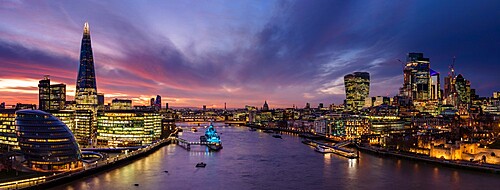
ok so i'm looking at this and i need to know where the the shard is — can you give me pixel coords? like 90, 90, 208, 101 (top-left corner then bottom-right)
75, 22, 98, 105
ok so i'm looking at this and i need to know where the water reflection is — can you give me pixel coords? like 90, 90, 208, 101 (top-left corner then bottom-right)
51, 124, 500, 190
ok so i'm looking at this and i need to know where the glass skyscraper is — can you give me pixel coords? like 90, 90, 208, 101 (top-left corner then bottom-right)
75, 22, 98, 106
344, 72, 370, 111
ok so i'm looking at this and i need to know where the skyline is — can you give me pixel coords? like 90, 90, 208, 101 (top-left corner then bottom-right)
1, 1, 499, 108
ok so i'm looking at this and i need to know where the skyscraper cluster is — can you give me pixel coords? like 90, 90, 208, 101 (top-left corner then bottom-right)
400, 53, 440, 101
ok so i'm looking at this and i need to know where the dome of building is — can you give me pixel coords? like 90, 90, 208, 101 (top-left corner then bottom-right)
15, 110, 82, 172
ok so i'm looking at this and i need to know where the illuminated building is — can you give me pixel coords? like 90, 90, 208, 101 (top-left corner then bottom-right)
161, 118, 176, 138
75, 22, 98, 106
97, 110, 162, 147
111, 98, 132, 110
0, 109, 18, 151
430, 69, 441, 100
344, 72, 370, 111
49, 110, 76, 134
74, 110, 94, 145
368, 116, 404, 135
73, 22, 99, 146
494, 92, 500, 99
401, 53, 432, 100
38, 75, 66, 111
399, 53, 442, 115
15, 110, 82, 172
364, 96, 390, 108
455, 74, 471, 105
455, 74, 471, 116
343, 117, 370, 140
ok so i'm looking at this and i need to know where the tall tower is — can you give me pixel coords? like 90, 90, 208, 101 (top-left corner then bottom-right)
74, 22, 98, 146
344, 72, 370, 111
75, 22, 98, 105
401, 53, 431, 101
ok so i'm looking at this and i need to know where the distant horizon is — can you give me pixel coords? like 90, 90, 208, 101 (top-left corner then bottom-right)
1, 1, 499, 107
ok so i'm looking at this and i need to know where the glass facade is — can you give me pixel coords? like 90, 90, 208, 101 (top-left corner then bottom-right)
15, 110, 82, 172
0, 109, 18, 151
402, 53, 431, 101
97, 110, 161, 147
344, 72, 370, 111
75, 22, 98, 105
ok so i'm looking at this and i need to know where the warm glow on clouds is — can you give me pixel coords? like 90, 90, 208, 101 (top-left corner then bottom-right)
0, 78, 40, 94
0, 1, 499, 108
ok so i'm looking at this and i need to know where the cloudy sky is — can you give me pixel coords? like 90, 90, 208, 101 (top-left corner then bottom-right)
0, 0, 499, 108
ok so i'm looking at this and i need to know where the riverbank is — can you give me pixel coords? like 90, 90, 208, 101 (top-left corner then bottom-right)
357, 145, 500, 174
246, 124, 500, 174
0, 138, 172, 190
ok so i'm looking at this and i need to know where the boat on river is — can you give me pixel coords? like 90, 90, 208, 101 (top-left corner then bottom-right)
263, 129, 274, 133
314, 145, 335, 153
204, 124, 223, 151
196, 162, 206, 168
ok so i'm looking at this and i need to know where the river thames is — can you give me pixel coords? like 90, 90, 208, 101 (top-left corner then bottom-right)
51, 123, 500, 190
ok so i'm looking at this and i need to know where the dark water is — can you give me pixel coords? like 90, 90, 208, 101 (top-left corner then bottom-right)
52, 123, 500, 190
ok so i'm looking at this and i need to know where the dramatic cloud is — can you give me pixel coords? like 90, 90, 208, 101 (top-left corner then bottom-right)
0, 0, 499, 108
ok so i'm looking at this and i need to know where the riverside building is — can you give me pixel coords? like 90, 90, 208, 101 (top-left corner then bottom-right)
96, 110, 162, 147
15, 110, 82, 172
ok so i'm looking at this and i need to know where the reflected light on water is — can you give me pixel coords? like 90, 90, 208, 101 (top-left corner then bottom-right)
323, 153, 331, 165
432, 167, 440, 183
348, 158, 358, 169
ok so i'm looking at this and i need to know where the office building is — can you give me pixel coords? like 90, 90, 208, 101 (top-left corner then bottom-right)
73, 22, 99, 146
455, 74, 471, 105
401, 53, 431, 101
15, 110, 82, 172
96, 110, 162, 147
111, 99, 133, 110
0, 109, 18, 152
344, 72, 370, 111
38, 75, 66, 111
75, 22, 98, 106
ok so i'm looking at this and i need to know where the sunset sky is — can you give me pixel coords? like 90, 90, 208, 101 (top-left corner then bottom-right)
0, 0, 499, 108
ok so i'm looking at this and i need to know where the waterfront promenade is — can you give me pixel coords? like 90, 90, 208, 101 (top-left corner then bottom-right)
357, 145, 500, 174
0, 138, 172, 190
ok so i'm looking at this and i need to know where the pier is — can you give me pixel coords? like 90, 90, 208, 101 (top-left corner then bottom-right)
304, 140, 358, 159
173, 137, 222, 151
